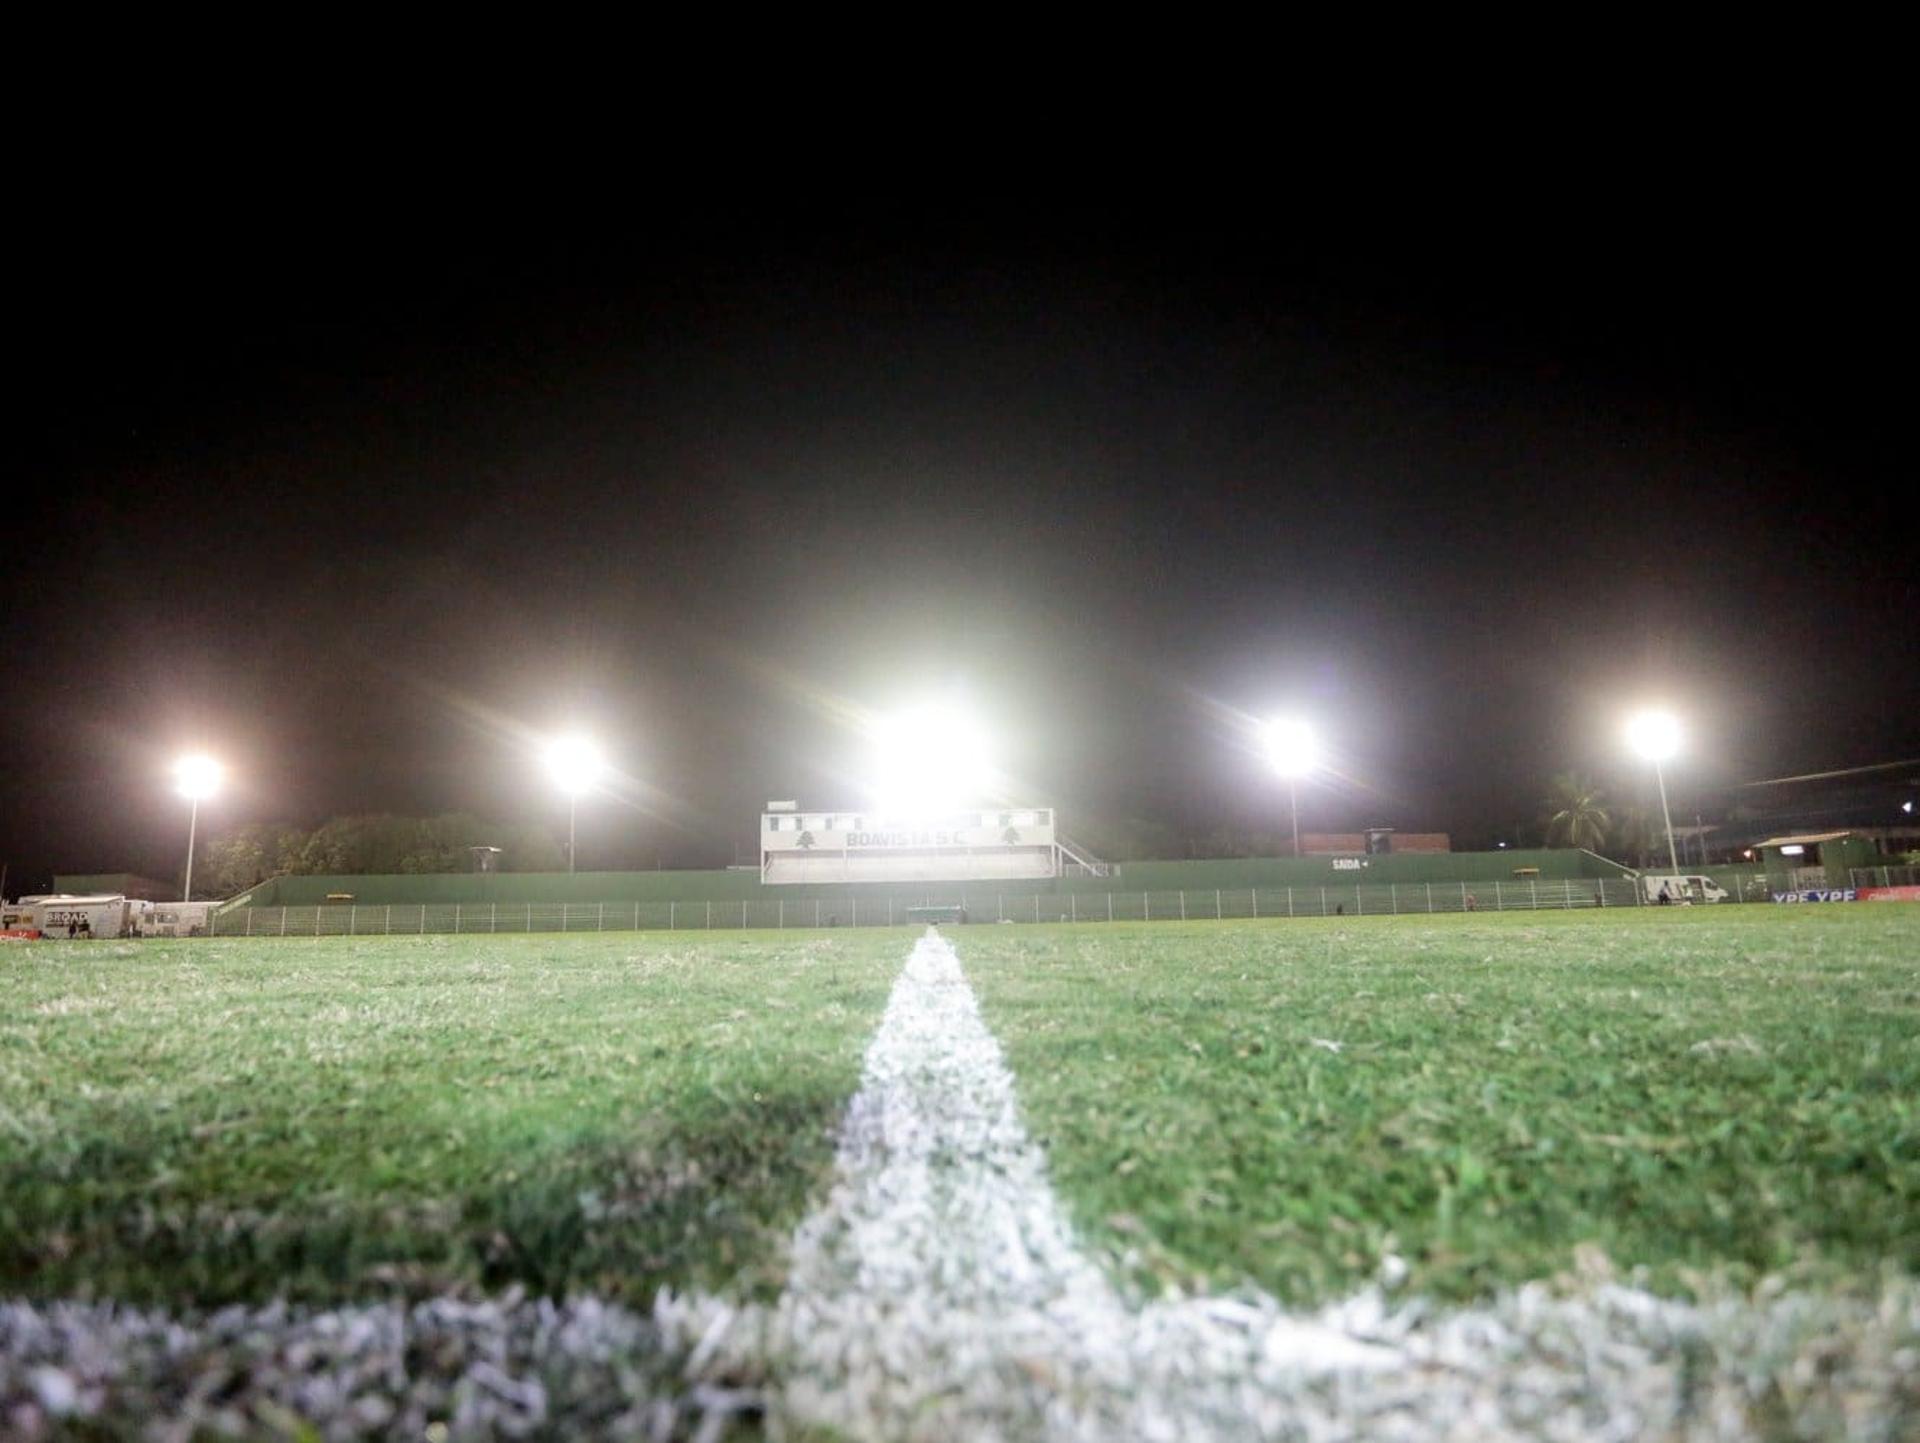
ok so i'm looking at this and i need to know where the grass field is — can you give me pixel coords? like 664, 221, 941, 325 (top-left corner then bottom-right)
3, 908, 1914, 1317
963, 907, 1920, 1305
3, 908, 1917, 1438
0, 930, 900, 1306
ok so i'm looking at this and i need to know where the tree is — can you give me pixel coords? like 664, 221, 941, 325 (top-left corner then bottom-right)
197, 813, 569, 889
1543, 773, 1609, 850
196, 823, 298, 896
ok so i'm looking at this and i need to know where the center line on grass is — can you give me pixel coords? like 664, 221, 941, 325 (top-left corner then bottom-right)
766, 928, 1390, 1441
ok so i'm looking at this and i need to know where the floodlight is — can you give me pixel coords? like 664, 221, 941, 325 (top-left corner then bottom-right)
173, 753, 223, 800
1625, 709, 1681, 763
1625, 708, 1683, 878
542, 733, 608, 874
1260, 717, 1321, 857
543, 734, 605, 796
1262, 718, 1320, 778
870, 699, 994, 817
171, 753, 223, 902
1905, 800, 1915, 815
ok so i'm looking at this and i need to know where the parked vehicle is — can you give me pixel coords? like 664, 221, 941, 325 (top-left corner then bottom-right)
127, 900, 215, 937
10, 894, 133, 937
1639, 874, 1730, 904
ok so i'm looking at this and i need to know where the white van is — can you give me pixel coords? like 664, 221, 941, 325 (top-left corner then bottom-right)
1640, 874, 1729, 904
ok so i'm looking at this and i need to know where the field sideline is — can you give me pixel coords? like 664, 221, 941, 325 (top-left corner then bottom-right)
2, 907, 1916, 1438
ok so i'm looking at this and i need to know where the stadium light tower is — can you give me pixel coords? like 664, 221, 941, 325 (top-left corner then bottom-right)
1263, 718, 1320, 858
543, 734, 605, 874
172, 754, 223, 902
1626, 709, 1683, 881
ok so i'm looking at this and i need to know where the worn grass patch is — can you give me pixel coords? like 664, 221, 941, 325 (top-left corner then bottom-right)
0, 929, 904, 1308
960, 906, 1920, 1306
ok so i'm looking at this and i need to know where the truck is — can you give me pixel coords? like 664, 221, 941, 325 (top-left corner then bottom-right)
126, 900, 215, 937
0, 895, 219, 938
9, 893, 135, 937
1639, 874, 1730, 904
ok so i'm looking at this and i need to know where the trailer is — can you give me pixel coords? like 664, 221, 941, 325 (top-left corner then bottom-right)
127, 900, 215, 937
11, 894, 134, 938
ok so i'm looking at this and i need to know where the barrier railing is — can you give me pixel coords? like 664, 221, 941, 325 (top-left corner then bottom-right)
1851, 865, 1920, 889
213, 877, 1667, 937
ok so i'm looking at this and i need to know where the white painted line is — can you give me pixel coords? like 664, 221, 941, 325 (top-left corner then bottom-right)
767, 928, 1392, 1440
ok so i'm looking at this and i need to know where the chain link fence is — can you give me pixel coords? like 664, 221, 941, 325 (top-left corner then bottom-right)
211, 877, 1685, 938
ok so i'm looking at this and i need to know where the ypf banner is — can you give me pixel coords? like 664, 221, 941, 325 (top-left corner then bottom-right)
1771, 889, 1857, 903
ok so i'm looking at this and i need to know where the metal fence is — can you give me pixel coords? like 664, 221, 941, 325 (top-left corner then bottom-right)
213, 877, 1676, 938
1852, 865, 1920, 889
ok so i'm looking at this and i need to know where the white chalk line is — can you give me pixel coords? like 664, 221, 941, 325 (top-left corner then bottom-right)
758, 929, 1394, 1441
736, 928, 1919, 1443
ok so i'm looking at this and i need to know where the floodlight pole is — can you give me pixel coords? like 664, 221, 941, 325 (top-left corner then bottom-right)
1289, 778, 1301, 858
183, 795, 200, 903
1654, 759, 1680, 879
568, 796, 578, 875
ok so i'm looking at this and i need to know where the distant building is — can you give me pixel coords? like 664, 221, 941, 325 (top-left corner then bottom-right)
1299, 828, 1450, 856
1715, 763, 1920, 862
760, 805, 1112, 884
1753, 831, 1883, 892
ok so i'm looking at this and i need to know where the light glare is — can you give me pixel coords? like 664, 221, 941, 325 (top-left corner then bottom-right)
1625, 709, 1681, 762
544, 734, 605, 795
173, 754, 223, 801
870, 699, 994, 816
1263, 718, 1319, 778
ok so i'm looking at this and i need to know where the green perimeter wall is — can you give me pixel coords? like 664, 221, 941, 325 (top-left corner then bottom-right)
228, 848, 1632, 909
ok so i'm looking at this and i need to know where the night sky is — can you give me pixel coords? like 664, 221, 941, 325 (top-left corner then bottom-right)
9, 200, 1913, 887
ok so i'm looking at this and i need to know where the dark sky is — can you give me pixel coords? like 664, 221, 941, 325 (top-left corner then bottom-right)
8, 198, 1914, 885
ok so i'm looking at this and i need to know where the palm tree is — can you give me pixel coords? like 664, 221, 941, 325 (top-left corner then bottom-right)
1543, 773, 1609, 850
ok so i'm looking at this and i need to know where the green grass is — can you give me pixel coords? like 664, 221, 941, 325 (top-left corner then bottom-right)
960, 907, 1920, 1305
0, 929, 903, 1307
9, 909, 1919, 1320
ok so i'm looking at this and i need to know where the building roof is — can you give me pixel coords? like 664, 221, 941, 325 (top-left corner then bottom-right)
1753, 831, 1857, 849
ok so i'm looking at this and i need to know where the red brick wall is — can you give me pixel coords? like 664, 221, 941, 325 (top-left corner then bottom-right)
1301, 833, 1367, 854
